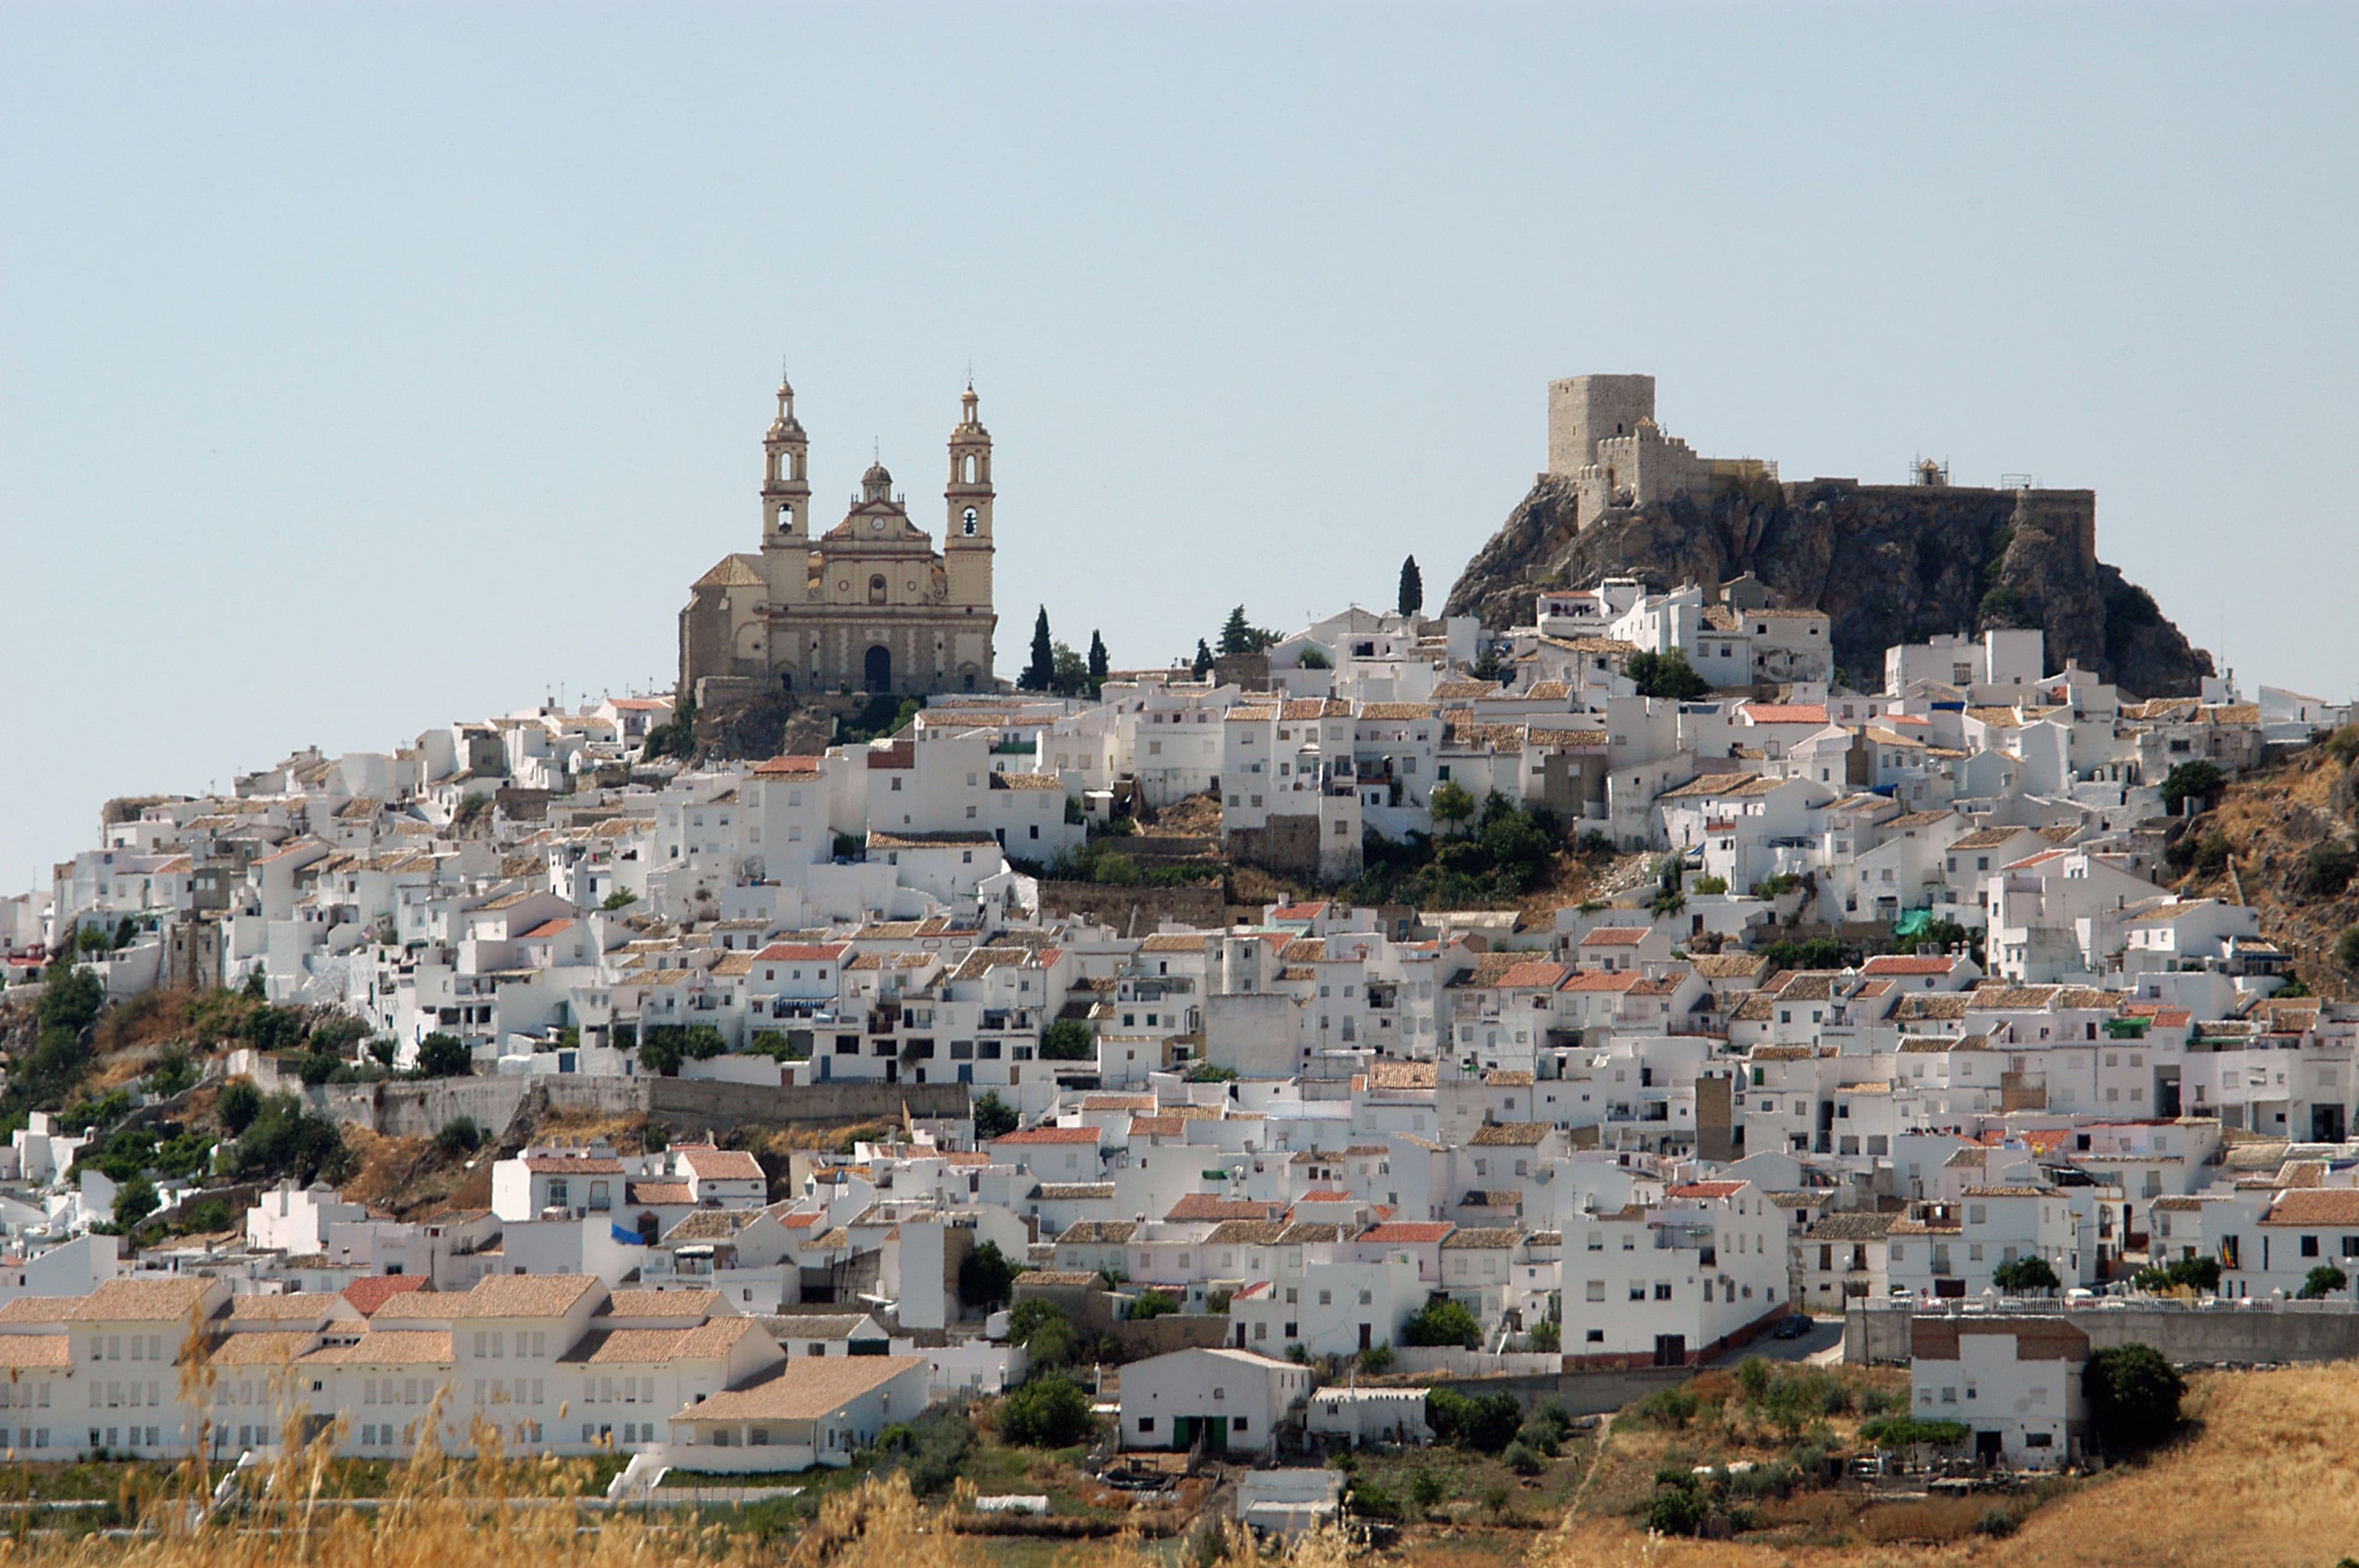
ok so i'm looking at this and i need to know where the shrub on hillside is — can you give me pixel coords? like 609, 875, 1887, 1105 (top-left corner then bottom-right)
2084, 1343, 2185, 1455
998, 1375, 1091, 1448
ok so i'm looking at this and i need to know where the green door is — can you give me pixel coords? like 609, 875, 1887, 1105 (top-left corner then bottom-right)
1205, 1417, 1229, 1453
1170, 1416, 1196, 1451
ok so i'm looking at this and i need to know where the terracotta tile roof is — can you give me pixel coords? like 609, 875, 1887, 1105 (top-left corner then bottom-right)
678, 1146, 765, 1182
1579, 926, 1653, 948
1367, 1060, 1437, 1090
227, 1293, 350, 1322
0, 1324, 69, 1369
1440, 1227, 1522, 1249
2261, 1190, 2359, 1227
1742, 703, 1831, 725
1164, 1195, 1281, 1223
343, 1276, 430, 1317
561, 1319, 757, 1365
374, 1274, 603, 1322
675, 1355, 926, 1422
1861, 955, 1962, 977
1203, 1219, 1288, 1246
993, 1126, 1102, 1146
1055, 1220, 1137, 1245
1807, 1212, 1895, 1239
525, 1156, 624, 1174
628, 1180, 695, 1204
1356, 1222, 1454, 1244
299, 1330, 456, 1366
1469, 1122, 1549, 1147
69, 1279, 217, 1323
603, 1289, 721, 1319
753, 942, 849, 962
1665, 1181, 1747, 1199
208, 1330, 319, 1366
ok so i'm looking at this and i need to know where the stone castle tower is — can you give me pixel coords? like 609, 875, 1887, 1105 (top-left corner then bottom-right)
679, 376, 1000, 701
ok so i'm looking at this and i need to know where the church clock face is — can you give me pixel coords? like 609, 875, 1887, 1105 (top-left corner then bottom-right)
870, 516, 886, 531
962, 507, 979, 536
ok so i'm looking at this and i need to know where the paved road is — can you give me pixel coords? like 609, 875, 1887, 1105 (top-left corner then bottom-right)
1710, 1316, 1844, 1366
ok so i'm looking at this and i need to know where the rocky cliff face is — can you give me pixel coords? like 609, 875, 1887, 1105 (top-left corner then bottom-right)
1444, 478, 2212, 698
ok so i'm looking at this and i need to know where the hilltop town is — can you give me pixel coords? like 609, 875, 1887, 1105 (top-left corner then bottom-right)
2, 372, 2357, 1548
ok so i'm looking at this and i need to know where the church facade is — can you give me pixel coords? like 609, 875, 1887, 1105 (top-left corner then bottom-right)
679, 378, 999, 700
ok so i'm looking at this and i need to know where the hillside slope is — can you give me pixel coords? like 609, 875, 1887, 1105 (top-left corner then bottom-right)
1446, 476, 2212, 698
2167, 736, 2359, 994
1533, 1363, 2359, 1568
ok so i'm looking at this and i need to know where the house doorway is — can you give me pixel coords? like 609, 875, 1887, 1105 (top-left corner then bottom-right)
864, 644, 892, 692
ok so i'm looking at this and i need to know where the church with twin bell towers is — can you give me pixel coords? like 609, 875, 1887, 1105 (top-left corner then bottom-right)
679, 375, 999, 701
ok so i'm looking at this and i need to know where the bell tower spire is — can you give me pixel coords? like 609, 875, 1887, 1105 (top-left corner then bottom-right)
944, 380, 998, 686
761, 369, 812, 548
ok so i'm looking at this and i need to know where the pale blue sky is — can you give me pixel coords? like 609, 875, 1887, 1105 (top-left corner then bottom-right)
4, 3, 2355, 889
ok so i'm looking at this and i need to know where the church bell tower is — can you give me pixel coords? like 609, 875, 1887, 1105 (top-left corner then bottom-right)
761, 373, 812, 548
944, 383, 993, 609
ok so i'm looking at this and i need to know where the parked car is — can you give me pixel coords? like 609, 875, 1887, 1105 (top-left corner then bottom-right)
1772, 1313, 1814, 1340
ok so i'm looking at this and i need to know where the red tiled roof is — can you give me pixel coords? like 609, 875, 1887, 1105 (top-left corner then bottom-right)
1579, 927, 1653, 947
1742, 703, 1831, 725
753, 943, 849, 962
1861, 955, 1958, 976
343, 1276, 430, 1317
992, 1127, 1103, 1145
751, 755, 825, 775
517, 918, 574, 940
1357, 1222, 1453, 1244
1665, 1181, 1746, 1199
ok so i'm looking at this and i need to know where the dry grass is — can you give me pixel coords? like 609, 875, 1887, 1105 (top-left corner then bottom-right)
27, 1366, 2357, 1568
1522, 1364, 2359, 1568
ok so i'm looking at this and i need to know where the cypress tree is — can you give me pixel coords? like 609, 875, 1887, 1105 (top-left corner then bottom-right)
1087, 630, 1109, 692
1398, 555, 1423, 617
1192, 639, 1215, 679
1022, 607, 1055, 690
1218, 606, 1254, 657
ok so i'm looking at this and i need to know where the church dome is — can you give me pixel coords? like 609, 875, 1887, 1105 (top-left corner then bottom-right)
860, 459, 894, 505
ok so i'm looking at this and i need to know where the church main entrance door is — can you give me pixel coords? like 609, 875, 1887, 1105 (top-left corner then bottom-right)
864, 644, 892, 692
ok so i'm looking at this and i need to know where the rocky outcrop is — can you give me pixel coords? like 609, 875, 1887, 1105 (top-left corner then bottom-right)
1444, 478, 2212, 698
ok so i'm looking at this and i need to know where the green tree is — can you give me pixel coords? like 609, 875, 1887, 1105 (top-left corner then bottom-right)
147, 1046, 195, 1099
2159, 760, 2224, 813
601, 889, 638, 911
1128, 1289, 1180, 1320
1007, 1299, 1077, 1368
1409, 1469, 1445, 1513
435, 1117, 483, 1158
958, 1239, 1019, 1310
413, 1032, 473, 1078
998, 1374, 1092, 1448
224, 1093, 351, 1185
1191, 639, 1215, 679
2299, 1264, 2349, 1299
39, 964, 105, 1037
1398, 556, 1423, 617
2132, 1255, 2221, 1294
1624, 648, 1713, 700
1429, 780, 1477, 836
2339, 927, 2359, 973
1087, 630, 1109, 693
1038, 1019, 1095, 1061
1401, 1297, 1482, 1348
112, 916, 139, 950
216, 1078, 263, 1136
1218, 606, 1257, 657
241, 968, 267, 1001
1526, 1317, 1560, 1352
1022, 607, 1057, 691
112, 1176, 160, 1231
2084, 1343, 2185, 1455
638, 1026, 686, 1076
970, 1089, 1018, 1140
1425, 1387, 1521, 1452
2297, 842, 2358, 898
1991, 1255, 2060, 1293
1050, 641, 1090, 696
